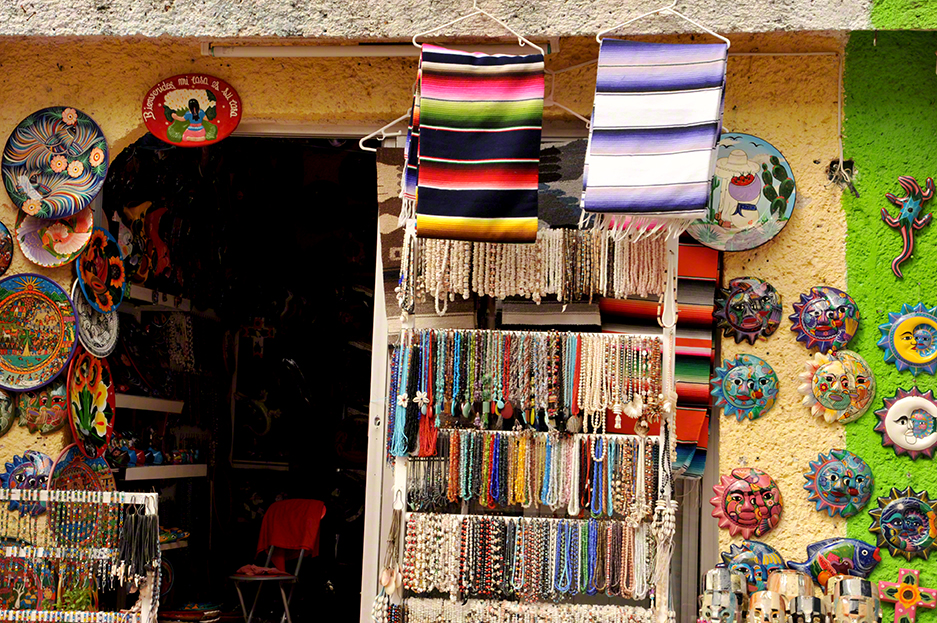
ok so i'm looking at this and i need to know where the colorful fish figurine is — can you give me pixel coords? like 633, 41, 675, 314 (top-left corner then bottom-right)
720, 539, 786, 593
787, 538, 881, 591
882, 175, 934, 278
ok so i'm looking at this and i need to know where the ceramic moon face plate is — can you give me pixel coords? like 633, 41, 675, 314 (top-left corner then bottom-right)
875, 388, 937, 460
2, 107, 108, 219
790, 286, 859, 353
710, 467, 783, 539
869, 487, 937, 561
0, 274, 77, 392
711, 354, 779, 421
687, 133, 797, 252
77, 227, 126, 314
878, 303, 937, 376
803, 449, 873, 518
71, 280, 118, 358
714, 277, 782, 344
798, 350, 875, 424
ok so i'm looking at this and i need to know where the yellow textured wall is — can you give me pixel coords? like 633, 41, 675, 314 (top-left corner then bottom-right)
0, 33, 846, 557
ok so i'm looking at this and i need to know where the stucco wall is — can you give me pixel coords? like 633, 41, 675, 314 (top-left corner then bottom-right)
843, 31, 937, 621
0, 1, 873, 38
716, 44, 849, 561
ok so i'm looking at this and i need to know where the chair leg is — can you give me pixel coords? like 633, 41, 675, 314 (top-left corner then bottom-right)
247, 580, 265, 623
234, 583, 249, 623
279, 584, 293, 623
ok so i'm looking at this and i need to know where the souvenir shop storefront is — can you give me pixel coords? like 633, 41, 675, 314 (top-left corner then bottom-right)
3, 5, 937, 623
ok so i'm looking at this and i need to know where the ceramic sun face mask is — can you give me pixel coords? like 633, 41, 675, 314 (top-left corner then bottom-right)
878, 303, 937, 376
17, 377, 68, 435
714, 277, 782, 345
711, 467, 783, 539
869, 487, 937, 561
803, 449, 873, 518
875, 388, 937, 460
798, 351, 875, 424
711, 355, 779, 422
790, 286, 859, 353
0, 450, 53, 516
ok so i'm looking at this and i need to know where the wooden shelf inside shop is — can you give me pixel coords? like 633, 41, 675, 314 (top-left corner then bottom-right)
115, 394, 185, 414
160, 540, 188, 552
120, 464, 208, 481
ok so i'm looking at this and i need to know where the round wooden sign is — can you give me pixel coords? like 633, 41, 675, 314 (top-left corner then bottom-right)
142, 74, 242, 147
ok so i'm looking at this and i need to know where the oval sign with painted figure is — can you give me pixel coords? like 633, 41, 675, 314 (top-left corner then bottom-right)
142, 74, 242, 147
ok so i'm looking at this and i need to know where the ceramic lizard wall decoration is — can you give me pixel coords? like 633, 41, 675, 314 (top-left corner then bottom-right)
882, 175, 934, 278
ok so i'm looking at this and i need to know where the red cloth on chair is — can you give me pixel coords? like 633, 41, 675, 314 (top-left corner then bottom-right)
255, 499, 325, 572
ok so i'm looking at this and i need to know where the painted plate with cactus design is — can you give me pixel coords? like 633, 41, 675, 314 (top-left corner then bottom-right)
67, 348, 115, 459
2, 107, 108, 220
687, 133, 797, 252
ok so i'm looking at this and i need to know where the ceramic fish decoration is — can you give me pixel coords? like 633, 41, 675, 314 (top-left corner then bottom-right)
721, 539, 787, 593
787, 538, 881, 591
882, 176, 934, 278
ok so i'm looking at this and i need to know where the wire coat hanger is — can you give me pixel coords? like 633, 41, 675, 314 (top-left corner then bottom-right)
543, 69, 591, 128
359, 111, 411, 153
412, 0, 545, 55
595, 0, 730, 47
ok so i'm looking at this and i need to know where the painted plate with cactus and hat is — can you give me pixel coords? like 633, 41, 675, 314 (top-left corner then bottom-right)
687, 133, 797, 252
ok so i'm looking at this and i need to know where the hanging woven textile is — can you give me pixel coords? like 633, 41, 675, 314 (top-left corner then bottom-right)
582, 39, 728, 236
402, 44, 544, 244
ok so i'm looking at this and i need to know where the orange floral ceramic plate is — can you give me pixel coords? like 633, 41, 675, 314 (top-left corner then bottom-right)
16, 205, 93, 268
67, 348, 115, 459
77, 227, 125, 314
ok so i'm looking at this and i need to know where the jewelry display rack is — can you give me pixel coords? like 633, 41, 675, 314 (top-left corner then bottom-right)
0, 490, 160, 623
387, 235, 681, 623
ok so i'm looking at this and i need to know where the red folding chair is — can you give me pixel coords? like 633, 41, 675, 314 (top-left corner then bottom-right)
230, 499, 326, 623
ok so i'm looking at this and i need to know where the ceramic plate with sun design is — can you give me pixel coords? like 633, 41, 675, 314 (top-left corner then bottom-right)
77, 227, 125, 314
790, 286, 859, 353
875, 388, 937, 460
803, 449, 873, 518
878, 303, 937, 376
869, 487, 937, 561
714, 277, 782, 345
710, 467, 783, 539
711, 354, 779, 422
798, 350, 875, 424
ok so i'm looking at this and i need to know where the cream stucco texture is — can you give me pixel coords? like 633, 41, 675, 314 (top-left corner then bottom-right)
717, 44, 850, 561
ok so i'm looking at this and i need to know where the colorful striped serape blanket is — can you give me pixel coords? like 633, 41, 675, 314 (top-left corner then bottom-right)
582, 39, 728, 235
404, 44, 544, 243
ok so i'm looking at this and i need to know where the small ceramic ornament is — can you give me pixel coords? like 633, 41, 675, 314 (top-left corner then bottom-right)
2, 107, 109, 219
878, 568, 936, 623
799, 351, 876, 424
0, 450, 53, 515
722, 540, 787, 594
869, 487, 937, 561
875, 388, 937, 460
711, 355, 779, 422
789, 596, 826, 623
878, 303, 937, 376
17, 377, 68, 435
790, 286, 860, 353
714, 277, 782, 344
748, 590, 787, 623
787, 539, 881, 590
803, 449, 874, 518
882, 176, 934, 279
711, 467, 783, 539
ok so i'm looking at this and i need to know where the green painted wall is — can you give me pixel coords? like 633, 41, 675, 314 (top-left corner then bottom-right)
844, 30, 937, 613
872, 1, 937, 29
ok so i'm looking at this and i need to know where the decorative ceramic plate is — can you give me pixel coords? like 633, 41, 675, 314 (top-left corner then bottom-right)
869, 487, 937, 561
2, 107, 108, 219
798, 350, 875, 424
67, 348, 115, 459
0, 274, 77, 392
803, 449, 873, 518
790, 286, 859, 353
878, 303, 937, 376
17, 376, 67, 434
687, 133, 797, 251
875, 388, 937, 460
71, 280, 118, 358
142, 74, 242, 147
49, 443, 116, 547
0, 558, 42, 610
0, 450, 53, 515
710, 354, 779, 421
0, 388, 13, 438
714, 277, 782, 344
0, 221, 12, 277
15, 205, 93, 268
77, 227, 125, 314
710, 467, 783, 539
